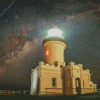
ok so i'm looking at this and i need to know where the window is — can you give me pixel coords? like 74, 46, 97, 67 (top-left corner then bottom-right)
55, 62, 58, 67
60, 65, 63, 68
46, 49, 49, 56
52, 78, 56, 86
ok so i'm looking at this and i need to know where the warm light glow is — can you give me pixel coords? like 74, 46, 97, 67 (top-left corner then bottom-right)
47, 50, 49, 55
47, 28, 64, 38
46, 49, 49, 56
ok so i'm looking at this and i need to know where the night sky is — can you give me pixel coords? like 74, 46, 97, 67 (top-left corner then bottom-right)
0, 0, 100, 90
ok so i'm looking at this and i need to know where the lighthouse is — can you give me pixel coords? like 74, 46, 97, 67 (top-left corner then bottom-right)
30, 26, 97, 96
43, 26, 66, 66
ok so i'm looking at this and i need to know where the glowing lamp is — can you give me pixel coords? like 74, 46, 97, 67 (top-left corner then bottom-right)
47, 28, 64, 38
46, 49, 49, 56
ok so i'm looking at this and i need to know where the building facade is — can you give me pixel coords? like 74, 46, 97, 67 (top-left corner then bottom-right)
30, 27, 97, 96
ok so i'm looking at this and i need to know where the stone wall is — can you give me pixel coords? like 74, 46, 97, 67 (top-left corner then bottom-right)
38, 61, 63, 95
64, 62, 97, 95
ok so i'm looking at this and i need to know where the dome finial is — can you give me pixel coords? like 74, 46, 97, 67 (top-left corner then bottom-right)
47, 26, 64, 38
52, 25, 58, 29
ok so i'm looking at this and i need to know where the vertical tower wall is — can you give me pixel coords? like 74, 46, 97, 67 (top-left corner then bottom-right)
43, 38, 66, 65
30, 67, 39, 95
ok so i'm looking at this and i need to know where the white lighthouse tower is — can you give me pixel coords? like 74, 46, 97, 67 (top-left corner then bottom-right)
30, 26, 97, 96
43, 26, 66, 66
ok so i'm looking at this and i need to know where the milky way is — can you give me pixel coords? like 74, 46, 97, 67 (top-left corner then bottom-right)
0, 0, 100, 89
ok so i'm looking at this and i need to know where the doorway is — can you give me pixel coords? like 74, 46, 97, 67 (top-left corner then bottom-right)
75, 78, 81, 94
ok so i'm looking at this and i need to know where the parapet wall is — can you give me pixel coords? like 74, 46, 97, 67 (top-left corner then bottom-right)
65, 62, 83, 70
65, 62, 90, 76
38, 61, 65, 70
